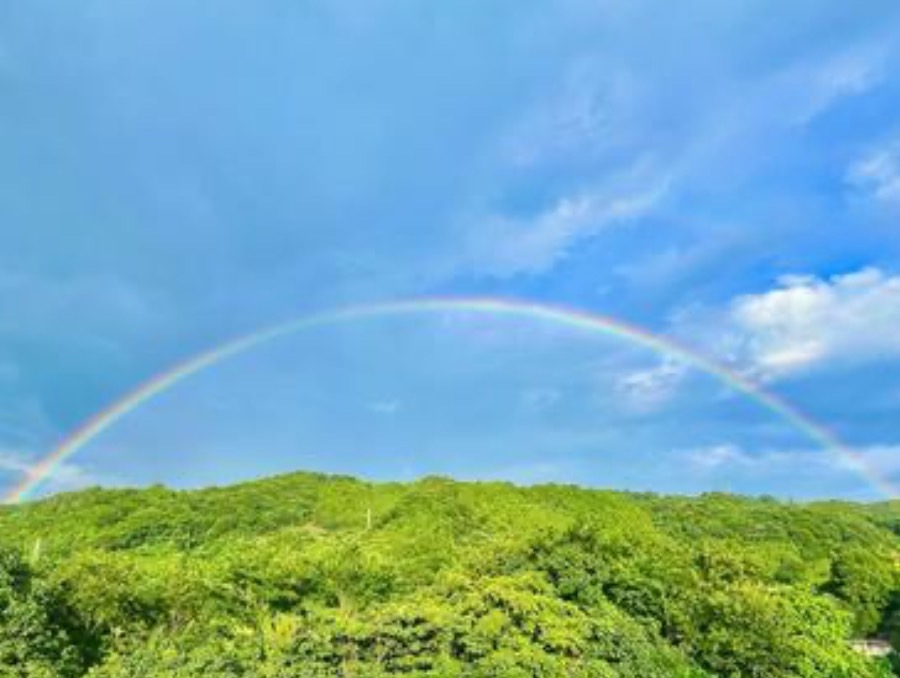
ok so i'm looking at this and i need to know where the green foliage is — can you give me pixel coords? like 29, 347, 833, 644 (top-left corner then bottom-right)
2, 471, 900, 676
0, 548, 96, 677
823, 545, 900, 635
687, 582, 881, 677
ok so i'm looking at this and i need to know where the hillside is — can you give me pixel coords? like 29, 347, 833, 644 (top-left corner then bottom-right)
2, 472, 900, 676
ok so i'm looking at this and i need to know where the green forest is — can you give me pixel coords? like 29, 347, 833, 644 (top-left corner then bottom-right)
3, 472, 900, 677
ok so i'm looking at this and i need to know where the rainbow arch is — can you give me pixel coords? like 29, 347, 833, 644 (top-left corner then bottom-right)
4, 297, 893, 503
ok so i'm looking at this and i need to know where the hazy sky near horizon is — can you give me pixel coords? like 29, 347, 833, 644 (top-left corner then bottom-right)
3, 1, 900, 500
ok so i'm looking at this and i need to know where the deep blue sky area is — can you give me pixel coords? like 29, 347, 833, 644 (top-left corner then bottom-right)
2, 1, 900, 500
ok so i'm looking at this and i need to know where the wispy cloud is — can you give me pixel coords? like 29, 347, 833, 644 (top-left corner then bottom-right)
681, 442, 900, 481
465, 173, 669, 278
0, 447, 106, 497
459, 34, 889, 283
847, 139, 900, 207
615, 358, 688, 412
683, 443, 755, 471
367, 399, 402, 416
788, 46, 886, 124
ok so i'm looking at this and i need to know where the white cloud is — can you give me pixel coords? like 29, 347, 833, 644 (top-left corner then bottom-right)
615, 357, 688, 411
682, 442, 900, 481
681, 444, 834, 474
459, 38, 888, 282
0, 449, 34, 475
707, 268, 900, 380
790, 48, 885, 124
0, 447, 104, 498
466, 173, 668, 278
683, 443, 755, 471
829, 444, 900, 478
367, 399, 402, 415
451, 30, 892, 283
847, 140, 900, 207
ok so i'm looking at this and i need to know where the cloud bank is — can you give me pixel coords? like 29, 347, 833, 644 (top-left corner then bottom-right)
685, 268, 900, 380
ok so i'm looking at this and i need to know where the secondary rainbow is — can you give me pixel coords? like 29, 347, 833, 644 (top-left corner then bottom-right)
4, 297, 892, 503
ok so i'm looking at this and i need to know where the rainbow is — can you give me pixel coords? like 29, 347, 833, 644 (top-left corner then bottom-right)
4, 297, 893, 503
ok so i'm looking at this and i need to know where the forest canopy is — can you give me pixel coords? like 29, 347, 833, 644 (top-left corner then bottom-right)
3, 471, 900, 677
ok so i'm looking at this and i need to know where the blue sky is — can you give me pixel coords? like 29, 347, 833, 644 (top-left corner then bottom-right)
2, 0, 900, 500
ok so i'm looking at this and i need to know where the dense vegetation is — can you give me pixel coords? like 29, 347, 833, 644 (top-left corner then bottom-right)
3, 472, 900, 676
